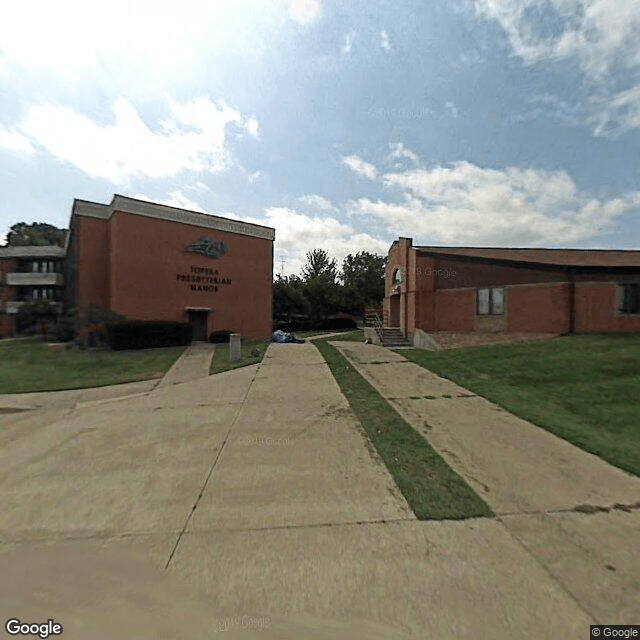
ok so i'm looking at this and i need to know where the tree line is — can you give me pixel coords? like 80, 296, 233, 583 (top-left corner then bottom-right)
2, 222, 67, 247
274, 249, 385, 328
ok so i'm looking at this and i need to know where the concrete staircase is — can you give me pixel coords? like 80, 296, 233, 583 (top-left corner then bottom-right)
378, 327, 411, 347
364, 309, 411, 347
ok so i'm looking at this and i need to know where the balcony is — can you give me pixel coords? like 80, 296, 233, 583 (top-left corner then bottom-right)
5, 272, 64, 286
5, 301, 63, 314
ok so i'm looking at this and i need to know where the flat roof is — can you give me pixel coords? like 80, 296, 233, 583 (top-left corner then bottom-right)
71, 194, 275, 241
0, 245, 66, 258
414, 246, 640, 268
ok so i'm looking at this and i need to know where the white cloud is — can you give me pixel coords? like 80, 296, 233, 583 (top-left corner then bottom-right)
445, 101, 459, 118
590, 84, 640, 137
474, 0, 640, 78
380, 30, 391, 51
350, 160, 640, 245
342, 154, 378, 180
0, 126, 35, 155
285, 0, 320, 24
387, 142, 420, 165
474, 0, 640, 134
244, 117, 260, 138
297, 194, 335, 210
248, 170, 263, 183
133, 191, 208, 213
0, 232, 6, 246
0, 0, 320, 79
6, 96, 257, 184
341, 30, 356, 55
264, 206, 388, 276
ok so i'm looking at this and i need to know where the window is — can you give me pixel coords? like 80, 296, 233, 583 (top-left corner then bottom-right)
619, 284, 640, 314
477, 287, 505, 315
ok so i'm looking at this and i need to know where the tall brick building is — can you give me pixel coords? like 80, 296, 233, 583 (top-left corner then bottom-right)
384, 237, 640, 337
66, 195, 275, 341
1, 195, 275, 340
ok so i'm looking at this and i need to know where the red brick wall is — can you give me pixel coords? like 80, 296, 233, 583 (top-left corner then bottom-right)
575, 282, 640, 333
414, 255, 436, 332
431, 255, 566, 289
384, 238, 412, 332
105, 211, 272, 340
75, 216, 109, 310
435, 289, 475, 331
506, 283, 571, 333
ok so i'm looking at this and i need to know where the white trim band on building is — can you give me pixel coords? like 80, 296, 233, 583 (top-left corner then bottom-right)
0, 246, 66, 258
73, 195, 276, 241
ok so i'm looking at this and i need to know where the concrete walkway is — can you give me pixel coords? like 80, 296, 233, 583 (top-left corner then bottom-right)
0, 341, 632, 637
156, 341, 216, 387
332, 340, 640, 625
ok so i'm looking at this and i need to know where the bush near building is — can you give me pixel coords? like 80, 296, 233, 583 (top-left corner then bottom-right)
106, 321, 192, 350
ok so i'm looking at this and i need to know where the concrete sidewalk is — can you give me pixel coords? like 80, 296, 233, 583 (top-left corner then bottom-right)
0, 341, 623, 637
156, 341, 216, 387
332, 340, 640, 626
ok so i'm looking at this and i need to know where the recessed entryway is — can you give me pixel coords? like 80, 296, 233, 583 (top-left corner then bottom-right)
187, 309, 209, 342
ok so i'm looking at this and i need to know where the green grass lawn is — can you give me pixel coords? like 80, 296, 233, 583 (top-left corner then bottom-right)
397, 334, 640, 477
290, 328, 363, 339
0, 338, 185, 393
209, 340, 270, 375
308, 329, 365, 342
315, 337, 493, 520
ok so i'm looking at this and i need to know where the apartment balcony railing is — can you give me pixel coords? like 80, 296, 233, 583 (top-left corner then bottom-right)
5, 301, 63, 314
5, 273, 64, 286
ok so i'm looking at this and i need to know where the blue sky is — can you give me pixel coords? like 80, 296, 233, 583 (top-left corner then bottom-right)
1, 0, 639, 275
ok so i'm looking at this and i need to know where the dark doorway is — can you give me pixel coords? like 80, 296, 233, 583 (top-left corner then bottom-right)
389, 295, 400, 328
187, 310, 208, 342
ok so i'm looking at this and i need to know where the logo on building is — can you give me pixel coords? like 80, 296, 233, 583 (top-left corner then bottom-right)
185, 237, 227, 259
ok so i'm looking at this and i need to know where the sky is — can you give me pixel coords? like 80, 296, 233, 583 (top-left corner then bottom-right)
1, 0, 639, 276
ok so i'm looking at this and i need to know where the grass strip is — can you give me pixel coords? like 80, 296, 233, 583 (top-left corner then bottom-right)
0, 338, 185, 393
209, 340, 270, 375
315, 338, 493, 520
397, 334, 640, 477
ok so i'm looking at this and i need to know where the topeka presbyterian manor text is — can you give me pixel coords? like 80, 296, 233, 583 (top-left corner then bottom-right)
176, 265, 232, 293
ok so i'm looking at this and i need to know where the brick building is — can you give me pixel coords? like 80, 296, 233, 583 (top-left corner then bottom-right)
0, 245, 66, 337
384, 237, 640, 337
1, 195, 275, 340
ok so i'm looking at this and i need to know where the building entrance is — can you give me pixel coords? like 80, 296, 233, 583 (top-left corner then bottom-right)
187, 309, 208, 342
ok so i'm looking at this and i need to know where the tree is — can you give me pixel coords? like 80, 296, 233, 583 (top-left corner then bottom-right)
299, 249, 342, 326
340, 251, 386, 316
272, 275, 309, 322
6, 222, 67, 247
301, 249, 337, 283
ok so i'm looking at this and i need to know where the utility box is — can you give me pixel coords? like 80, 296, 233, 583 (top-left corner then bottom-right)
229, 333, 241, 362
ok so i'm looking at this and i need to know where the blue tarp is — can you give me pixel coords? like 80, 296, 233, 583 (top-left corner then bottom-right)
271, 330, 305, 343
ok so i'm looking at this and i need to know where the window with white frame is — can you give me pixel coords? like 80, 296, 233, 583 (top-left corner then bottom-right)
477, 287, 505, 315
619, 283, 640, 314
